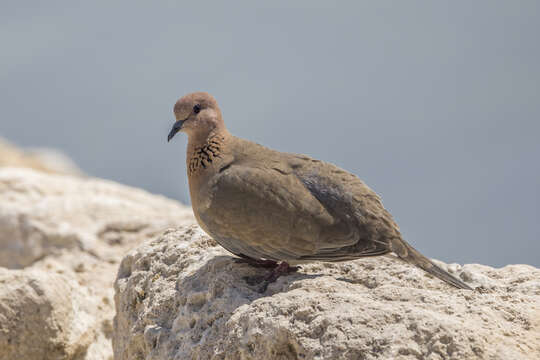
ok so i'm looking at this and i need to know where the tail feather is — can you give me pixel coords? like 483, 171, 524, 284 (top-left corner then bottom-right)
390, 238, 473, 290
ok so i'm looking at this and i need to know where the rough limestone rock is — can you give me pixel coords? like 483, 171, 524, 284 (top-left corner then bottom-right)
0, 168, 194, 360
114, 226, 540, 360
0, 137, 82, 176
0, 168, 193, 268
0, 269, 102, 360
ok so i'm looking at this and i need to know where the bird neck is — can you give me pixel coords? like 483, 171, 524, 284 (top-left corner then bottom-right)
186, 128, 231, 177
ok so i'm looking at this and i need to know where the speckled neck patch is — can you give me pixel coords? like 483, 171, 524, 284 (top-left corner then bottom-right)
188, 135, 225, 175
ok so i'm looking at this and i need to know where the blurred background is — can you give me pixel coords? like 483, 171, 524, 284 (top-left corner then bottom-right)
1, 1, 538, 267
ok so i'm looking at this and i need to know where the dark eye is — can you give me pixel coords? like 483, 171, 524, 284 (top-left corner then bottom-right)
193, 104, 201, 114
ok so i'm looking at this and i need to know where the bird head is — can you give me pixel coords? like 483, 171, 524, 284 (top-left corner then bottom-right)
168, 92, 224, 142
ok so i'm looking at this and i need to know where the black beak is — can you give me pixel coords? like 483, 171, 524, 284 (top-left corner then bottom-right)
167, 120, 185, 142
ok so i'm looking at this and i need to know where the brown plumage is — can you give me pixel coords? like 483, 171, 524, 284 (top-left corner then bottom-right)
168, 92, 473, 291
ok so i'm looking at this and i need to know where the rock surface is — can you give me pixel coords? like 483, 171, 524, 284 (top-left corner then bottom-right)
114, 226, 540, 360
0, 168, 193, 268
0, 268, 103, 360
0, 168, 194, 360
2, 140, 539, 360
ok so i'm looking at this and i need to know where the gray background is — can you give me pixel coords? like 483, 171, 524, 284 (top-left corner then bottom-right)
1, 1, 539, 267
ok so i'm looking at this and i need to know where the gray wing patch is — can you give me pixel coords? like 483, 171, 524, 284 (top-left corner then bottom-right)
295, 170, 391, 260
298, 171, 360, 220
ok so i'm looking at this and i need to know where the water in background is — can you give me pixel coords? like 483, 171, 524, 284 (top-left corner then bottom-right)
1, 1, 539, 267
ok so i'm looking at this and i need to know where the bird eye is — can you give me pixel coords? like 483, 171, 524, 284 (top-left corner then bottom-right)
193, 104, 201, 114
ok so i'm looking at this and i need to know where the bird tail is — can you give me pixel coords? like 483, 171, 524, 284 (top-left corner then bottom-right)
390, 238, 473, 290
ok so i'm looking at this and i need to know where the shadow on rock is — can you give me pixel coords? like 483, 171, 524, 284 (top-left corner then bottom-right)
176, 255, 322, 303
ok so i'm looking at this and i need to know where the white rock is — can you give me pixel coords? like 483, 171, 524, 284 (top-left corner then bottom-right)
0, 168, 193, 268
114, 226, 540, 360
0, 168, 194, 359
0, 268, 100, 360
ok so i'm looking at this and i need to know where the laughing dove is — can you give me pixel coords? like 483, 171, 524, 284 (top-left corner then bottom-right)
167, 92, 472, 291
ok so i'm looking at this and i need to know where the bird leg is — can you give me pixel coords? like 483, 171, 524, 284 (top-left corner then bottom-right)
243, 261, 300, 293
263, 261, 300, 281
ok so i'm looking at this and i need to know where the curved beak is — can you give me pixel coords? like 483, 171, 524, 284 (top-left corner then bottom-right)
167, 120, 185, 142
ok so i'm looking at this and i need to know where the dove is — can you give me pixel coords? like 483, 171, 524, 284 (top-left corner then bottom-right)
167, 92, 472, 291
